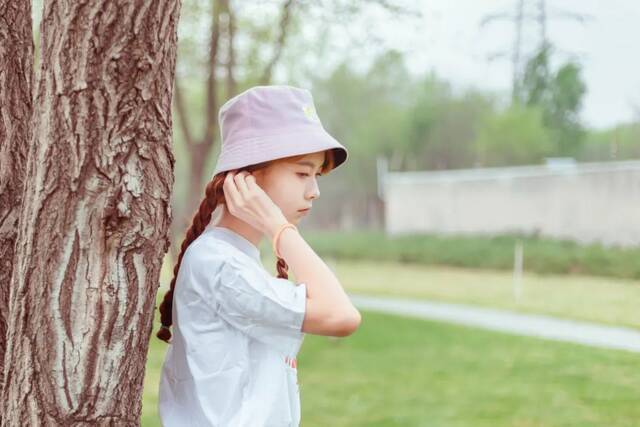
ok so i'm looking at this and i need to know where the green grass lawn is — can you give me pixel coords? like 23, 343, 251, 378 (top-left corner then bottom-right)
143, 309, 640, 426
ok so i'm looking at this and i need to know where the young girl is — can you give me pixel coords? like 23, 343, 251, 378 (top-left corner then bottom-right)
156, 85, 362, 426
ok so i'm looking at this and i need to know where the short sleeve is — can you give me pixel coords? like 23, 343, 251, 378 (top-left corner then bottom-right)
212, 258, 307, 355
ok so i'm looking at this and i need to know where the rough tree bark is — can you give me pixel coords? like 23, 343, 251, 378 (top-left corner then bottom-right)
1, 0, 181, 424
0, 0, 34, 399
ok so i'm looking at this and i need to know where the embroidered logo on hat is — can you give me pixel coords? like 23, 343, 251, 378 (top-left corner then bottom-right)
302, 104, 320, 123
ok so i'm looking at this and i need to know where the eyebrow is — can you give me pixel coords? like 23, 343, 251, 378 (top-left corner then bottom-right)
295, 160, 323, 171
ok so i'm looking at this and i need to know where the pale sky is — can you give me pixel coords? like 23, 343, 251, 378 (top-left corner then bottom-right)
357, 0, 640, 130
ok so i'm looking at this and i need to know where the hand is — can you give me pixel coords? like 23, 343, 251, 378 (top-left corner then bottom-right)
222, 170, 288, 237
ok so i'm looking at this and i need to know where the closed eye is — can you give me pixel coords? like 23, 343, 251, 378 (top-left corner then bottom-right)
297, 173, 322, 178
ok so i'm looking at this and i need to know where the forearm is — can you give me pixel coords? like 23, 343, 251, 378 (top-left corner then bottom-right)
268, 224, 358, 318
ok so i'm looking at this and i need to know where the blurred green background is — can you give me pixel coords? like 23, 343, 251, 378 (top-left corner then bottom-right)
134, 0, 640, 423
125, 0, 640, 425
30, 0, 640, 424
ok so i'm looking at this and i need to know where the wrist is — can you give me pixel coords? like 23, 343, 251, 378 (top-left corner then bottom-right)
272, 223, 298, 259
264, 215, 289, 240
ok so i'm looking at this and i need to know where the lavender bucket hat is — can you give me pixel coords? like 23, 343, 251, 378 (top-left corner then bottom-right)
212, 85, 348, 175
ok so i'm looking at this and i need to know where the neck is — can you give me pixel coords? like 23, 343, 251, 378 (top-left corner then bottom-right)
212, 206, 264, 248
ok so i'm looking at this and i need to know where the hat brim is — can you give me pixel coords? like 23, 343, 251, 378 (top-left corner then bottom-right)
213, 127, 348, 175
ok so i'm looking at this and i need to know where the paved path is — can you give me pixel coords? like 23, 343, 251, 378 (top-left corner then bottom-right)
349, 293, 640, 354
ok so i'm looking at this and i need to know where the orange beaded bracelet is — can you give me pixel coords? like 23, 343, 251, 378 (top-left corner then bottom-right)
272, 222, 298, 259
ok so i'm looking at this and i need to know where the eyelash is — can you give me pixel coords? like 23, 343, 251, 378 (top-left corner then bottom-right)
297, 173, 322, 178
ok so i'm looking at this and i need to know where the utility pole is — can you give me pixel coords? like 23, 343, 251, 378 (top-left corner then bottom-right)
538, 0, 547, 48
480, 0, 592, 105
512, 0, 524, 104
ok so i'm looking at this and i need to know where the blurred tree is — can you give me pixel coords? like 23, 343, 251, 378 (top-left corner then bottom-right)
309, 58, 503, 226
310, 50, 416, 228
170, 0, 419, 238
408, 75, 495, 170
580, 122, 640, 161
547, 62, 587, 156
520, 43, 551, 107
520, 43, 587, 157
475, 105, 554, 166
170, 0, 305, 259
0, 0, 181, 423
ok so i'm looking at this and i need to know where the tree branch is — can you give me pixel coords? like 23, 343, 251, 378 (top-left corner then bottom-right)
204, 0, 222, 147
222, 0, 237, 98
260, 0, 295, 85
173, 77, 195, 150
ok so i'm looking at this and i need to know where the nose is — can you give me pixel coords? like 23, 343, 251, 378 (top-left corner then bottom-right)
307, 178, 320, 201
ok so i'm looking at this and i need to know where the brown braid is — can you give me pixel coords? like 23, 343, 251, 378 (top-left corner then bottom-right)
156, 174, 227, 342
276, 257, 289, 279
157, 150, 336, 342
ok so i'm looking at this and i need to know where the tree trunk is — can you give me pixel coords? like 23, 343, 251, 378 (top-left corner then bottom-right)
1, 0, 181, 424
0, 0, 35, 402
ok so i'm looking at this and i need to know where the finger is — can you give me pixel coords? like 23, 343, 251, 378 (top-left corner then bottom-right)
244, 173, 260, 192
234, 171, 251, 199
223, 171, 241, 208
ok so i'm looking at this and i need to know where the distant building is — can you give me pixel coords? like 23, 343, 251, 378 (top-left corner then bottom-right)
380, 160, 640, 247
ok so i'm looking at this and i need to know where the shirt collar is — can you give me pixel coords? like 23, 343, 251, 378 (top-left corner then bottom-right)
205, 226, 261, 263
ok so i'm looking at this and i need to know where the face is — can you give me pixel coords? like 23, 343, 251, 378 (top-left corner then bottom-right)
254, 151, 325, 224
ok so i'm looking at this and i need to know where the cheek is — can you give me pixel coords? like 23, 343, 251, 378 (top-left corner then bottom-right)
260, 178, 289, 205
272, 185, 295, 204
261, 172, 304, 204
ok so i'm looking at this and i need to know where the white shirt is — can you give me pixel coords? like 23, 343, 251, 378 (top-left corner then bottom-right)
158, 226, 307, 426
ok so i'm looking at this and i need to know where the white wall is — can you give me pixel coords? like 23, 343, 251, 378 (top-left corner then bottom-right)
383, 161, 640, 247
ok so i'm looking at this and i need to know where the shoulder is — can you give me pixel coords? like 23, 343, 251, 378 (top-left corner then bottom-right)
182, 231, 256, 274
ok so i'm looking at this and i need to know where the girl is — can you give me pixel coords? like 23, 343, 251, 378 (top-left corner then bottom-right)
156, 85, 362, 426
